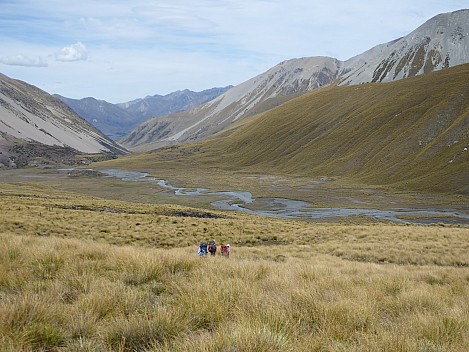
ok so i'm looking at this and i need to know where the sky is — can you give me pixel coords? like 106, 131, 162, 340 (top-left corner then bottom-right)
1, 1, 468, 103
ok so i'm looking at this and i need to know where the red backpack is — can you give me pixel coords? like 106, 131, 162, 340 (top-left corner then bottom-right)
221, 244, 228, 254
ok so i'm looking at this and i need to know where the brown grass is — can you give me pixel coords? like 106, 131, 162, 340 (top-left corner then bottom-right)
1, 232, 469, 351
1, 182, 469, 351
2, 182, 469, 266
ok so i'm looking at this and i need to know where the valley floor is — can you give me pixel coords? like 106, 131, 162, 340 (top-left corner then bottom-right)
2, 166, 469, 225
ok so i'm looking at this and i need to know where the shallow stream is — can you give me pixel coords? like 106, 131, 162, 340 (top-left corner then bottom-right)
97, 169, 469, 225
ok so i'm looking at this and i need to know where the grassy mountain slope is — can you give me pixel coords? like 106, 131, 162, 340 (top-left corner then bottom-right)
135, 63, 468, 194
119, 10, 469, 153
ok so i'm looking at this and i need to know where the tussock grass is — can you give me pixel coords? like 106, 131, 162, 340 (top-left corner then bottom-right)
2, 182, 469, 267
1, 182, 469, 351
1, 234, 469, 351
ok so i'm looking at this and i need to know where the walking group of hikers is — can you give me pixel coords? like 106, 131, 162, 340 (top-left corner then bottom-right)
198, 240, 230, 257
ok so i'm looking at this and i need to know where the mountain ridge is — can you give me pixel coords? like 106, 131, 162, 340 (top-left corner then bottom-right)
120, 56, 342, 151
120, 9, 469, 152
339, 9, 469, 85
56, 86, 232, 140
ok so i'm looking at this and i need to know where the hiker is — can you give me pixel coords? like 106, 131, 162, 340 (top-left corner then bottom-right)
208, 239, 217, 256
198, 241, 208, 256
221, 243, 229, 257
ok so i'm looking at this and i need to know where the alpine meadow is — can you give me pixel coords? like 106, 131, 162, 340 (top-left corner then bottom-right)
2, 7, 469, 352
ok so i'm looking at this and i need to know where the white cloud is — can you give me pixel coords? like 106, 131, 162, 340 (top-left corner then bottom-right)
1, 1, 467, 101
0, 54, 48, 67
55, 42, 88, 62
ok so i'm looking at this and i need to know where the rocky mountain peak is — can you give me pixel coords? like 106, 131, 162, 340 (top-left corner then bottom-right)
339, 9, 469, 85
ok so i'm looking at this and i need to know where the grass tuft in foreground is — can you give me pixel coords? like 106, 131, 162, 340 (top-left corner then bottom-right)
1, 232, 469, 351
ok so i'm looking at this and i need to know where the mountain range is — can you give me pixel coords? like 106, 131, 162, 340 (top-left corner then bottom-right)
1, 8, 468, 187
55, 86, 232, 140
338, 9, 469, 85
120, 9, 469, 152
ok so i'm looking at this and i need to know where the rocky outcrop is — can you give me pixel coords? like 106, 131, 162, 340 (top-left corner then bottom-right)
339, 9, 469, 85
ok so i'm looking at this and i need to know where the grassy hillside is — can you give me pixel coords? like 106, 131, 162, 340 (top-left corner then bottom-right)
201, 63, 469, 192
116, 64, 469, 194
1, 182, 469, 351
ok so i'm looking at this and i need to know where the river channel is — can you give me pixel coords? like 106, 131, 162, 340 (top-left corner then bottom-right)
97, 169, 469, 225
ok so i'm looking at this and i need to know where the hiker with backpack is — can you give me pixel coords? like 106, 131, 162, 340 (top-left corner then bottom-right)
221, 243, 230, 257
208, 239, 217, 256
198, 241, 208, 256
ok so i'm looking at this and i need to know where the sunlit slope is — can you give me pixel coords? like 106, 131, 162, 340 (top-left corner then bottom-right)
195, 63, 469, 192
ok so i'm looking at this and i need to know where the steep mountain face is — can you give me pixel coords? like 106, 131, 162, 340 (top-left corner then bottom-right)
56, 86, 231, 140
0, 73, 127, 168
121, 9, 469, 152
162, 63, 469, 193
339, 9, 469, 85
120, 57, 342, 151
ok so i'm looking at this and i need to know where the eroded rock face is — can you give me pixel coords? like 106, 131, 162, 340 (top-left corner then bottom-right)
0, 73, 128, 155
339, 10, 469, 85
0, 73, 128, 168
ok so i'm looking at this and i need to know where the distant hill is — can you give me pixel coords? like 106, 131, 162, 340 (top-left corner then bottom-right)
56, 86, 232, 140
117, 87, 234, 121
0, 73, 127, 168
183, 63, 469, 193
54, 95, 138, 141
120, 9, 469, 152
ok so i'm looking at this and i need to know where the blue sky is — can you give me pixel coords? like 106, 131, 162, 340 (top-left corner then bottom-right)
1, 0, 468, 103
